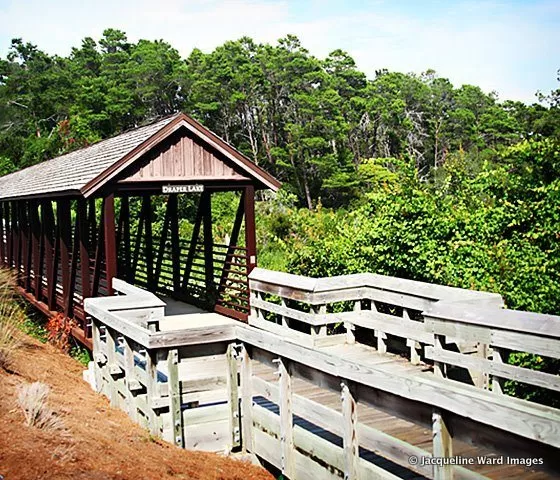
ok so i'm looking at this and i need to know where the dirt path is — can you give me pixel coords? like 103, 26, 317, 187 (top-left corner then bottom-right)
0, 335, 273, 480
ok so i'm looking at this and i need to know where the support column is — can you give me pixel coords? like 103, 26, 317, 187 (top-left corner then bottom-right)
20, 201, 30, 289
143, 195, 154, 291
57, 199, 71, 311
169, 194, 180, 294
7, 202, 13, 268
244, 185, 257, 273
202, 191, 214, 294
78, 199, 91, 302
42, 201, 57, 311
103, 194, 117, 296
30, 201, 41, 298
120, 196, 131, 282
12, 200, 20, 279
65, 205, 80, 318
0, 202, 5, 267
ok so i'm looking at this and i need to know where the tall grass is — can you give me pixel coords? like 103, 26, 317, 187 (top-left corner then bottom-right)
0, 268, 24, 369
17, 381, 65, 430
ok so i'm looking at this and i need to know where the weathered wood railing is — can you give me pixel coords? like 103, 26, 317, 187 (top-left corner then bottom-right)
249, 268, 504, 365
425, 303, 560, 394
85, 279, 240, 452
85, 276, 560, 480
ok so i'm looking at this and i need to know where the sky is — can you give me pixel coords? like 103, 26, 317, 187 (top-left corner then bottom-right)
0, 0, 558, 103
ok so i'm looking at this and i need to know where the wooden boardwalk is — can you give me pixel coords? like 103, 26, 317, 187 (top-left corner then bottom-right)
84, 275, 560, 480
251, 344, 552, 480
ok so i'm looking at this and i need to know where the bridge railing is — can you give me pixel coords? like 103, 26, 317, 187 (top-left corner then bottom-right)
85, 278, 560, 480
249, 268, 504, 364
424, 303, 560, 395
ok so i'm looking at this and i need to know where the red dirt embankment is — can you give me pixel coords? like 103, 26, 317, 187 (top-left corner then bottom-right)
0, 335, 273, 480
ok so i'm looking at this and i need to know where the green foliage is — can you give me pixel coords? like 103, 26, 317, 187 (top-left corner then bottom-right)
256, 139, 560, 406
69, 344, 92, 367
0, 32, 559, 404
3, 32, 556, 208
20, 313, 48, 343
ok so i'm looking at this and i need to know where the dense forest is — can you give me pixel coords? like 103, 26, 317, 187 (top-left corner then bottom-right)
1, 29, 559, 402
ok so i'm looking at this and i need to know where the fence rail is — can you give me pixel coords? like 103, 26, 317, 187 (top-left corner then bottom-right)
85, 276, 560, 480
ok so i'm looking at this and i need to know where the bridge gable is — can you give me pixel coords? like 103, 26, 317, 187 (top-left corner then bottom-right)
117, 127, 250, 184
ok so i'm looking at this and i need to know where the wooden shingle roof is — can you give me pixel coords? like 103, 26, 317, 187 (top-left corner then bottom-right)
0, 113, 280, 200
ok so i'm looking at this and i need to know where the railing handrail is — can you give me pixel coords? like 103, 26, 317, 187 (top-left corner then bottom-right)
250, 267, 504, 304
427, 302, 560, 338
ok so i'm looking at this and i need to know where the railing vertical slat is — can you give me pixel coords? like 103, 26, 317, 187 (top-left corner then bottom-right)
168, 348, 184, 448
432, 408, 453, 480
341, 380, 359, 480
240, 344, 253, 453
278, 358, 294, 478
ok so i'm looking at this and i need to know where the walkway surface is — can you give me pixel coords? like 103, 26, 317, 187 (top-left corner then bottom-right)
252, 340, 552, 480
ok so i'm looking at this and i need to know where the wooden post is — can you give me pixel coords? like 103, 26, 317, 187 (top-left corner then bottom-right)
280, 297, 289, 327
6, 203, 13, 268
124, 338, 139, 421
226, 344, 241, 451
202, 191, 214, 295
376, 330, 388, 354
347, 301, 359, 344
30, 201, 41, 297
240, 344, 253, 453
143, 196, 155, 292
169, 194, 180, 294
167, 348, 184, 448
12, 200, 20, 280
145, 349, 160, 436
432, 408, 453, 480
91, 320, 105, 393
42, 201, 57, 310
0, 202, 5, 266
103, 194, 117, 296
277, 358, 294, 479
65, 206, 80, 318
78, 200, 91, 301
57, 200, 71, 311
20, 201, 30, 289
492, 347, 505, 394
92, 206, 105, 297
154, 196, 172, 290
120, 196, 131, 283
105, 327, 118, 407
402, 310, 421, 365
88, 198, 97, 248
474, 342, 489, 389
434, 334, 446, 378
311, 304, 327, 337
341, 380, 359, 480
244, 185, 257, 273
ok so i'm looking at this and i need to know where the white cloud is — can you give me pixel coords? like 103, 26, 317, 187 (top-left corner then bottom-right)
0, 0, 558, 102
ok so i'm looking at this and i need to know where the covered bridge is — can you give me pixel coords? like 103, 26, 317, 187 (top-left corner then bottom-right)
0, 112, 280, 347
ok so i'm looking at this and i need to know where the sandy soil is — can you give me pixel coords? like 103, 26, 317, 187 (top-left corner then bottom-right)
0, 335, 273, 480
